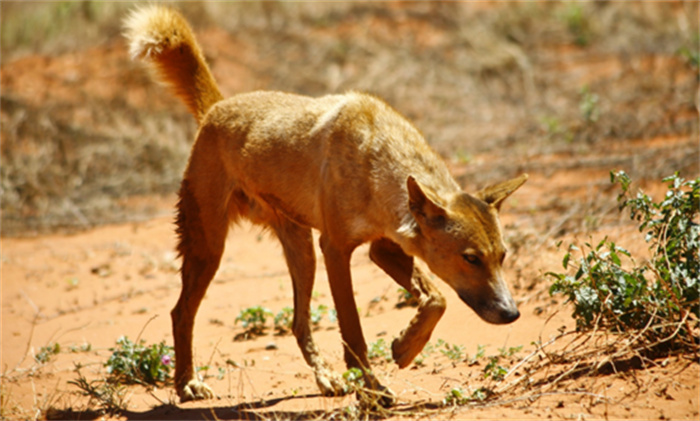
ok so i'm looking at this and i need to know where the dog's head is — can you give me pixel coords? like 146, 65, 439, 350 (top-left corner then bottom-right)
405, 174, 528, 325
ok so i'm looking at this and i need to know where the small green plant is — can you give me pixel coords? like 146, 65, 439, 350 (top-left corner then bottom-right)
341, 367, 368, 397
579, 85, 599, 123
541, 115, 561, 136
69, 342, 93, 353
442, 386, 491, 406
561, 3, 592, 47
470, 387, 490, 402
483, 356, 508, 381
437, 339, 465, 362
340, 367, 392, 410
442, 387, 469, 406
678, 43, 700, 71
454, 149, 473, 165
235, 305, 273, 336
66, 277, 80, 290
35, 343, 61, 364
274, 306, 294, 334
473, 344, 486, 362
477, 345, 522, 382
396, 287, 419, 308
368, 338, 391, 362
310, 304, 328, 326
540, 115, 574, 144
548, 172, 699, 353
105, 336, 174, 386
328, 308, 338, 323
498, 345, 523, 358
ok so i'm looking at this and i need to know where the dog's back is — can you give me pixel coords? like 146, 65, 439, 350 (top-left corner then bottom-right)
198, 90, 458, 243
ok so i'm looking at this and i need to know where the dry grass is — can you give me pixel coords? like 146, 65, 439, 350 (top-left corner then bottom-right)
1, 1, 697, 235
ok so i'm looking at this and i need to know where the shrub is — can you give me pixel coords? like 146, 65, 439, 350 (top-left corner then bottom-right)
548, 172, 699, 353
273, 305, 332, 335
235, 306, 273, 337
105, 336, 174, 385
274, 306, 294, 334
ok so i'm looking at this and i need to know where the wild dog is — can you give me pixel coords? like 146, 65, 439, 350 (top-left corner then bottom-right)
124, 5, 527, 406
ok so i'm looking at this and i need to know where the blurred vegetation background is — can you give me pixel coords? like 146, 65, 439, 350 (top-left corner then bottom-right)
1, 1, 698, 236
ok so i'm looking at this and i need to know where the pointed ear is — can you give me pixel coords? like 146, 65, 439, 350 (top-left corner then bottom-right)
475, 173, 528, 211
407, 176, 447, 228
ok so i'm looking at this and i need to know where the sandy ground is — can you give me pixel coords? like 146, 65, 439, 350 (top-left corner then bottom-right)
2, 185, 698, 420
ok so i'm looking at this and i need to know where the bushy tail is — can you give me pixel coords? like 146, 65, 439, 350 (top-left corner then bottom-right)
123, 5, 223, 123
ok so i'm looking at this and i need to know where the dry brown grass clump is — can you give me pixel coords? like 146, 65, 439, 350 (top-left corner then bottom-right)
1, 2, 697, 235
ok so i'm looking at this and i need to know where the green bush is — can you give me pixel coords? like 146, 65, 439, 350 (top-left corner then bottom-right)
235, 306, 273, 336
105, 336, 174, 385
548, 172, 699, 352
274, 306, 294, 334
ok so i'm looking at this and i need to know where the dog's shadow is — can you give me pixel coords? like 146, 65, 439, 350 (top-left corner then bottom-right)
46, 393, 326, 420
45, 392, 437, 420
46, 392, 443, 420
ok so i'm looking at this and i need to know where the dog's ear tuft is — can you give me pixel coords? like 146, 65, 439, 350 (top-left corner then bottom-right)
407, 176, 447, 228
475, 174, 528, 211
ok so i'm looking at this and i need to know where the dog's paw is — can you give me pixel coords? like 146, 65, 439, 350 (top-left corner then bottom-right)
379, 385, 397, 408
359, 384, 396, 409
391, 335, 425, 369
179, 379, 214, 402
314, 368, 347, 397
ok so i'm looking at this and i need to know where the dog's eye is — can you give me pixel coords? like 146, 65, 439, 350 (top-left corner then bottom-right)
462, 253, 482, 266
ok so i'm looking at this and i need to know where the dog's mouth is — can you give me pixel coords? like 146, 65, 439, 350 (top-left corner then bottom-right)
458, 290, 520, 325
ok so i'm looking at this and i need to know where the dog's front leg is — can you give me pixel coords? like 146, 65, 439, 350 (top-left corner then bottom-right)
320, 234, 395, 407
319, 236, 367, 368
369, 238, 446, 368
273, 220, 346, 397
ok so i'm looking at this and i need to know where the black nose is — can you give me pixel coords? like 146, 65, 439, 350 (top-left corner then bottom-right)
502, 308, 520, 323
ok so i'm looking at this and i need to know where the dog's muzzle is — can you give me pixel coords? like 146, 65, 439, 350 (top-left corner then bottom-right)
458, 290, 520, 325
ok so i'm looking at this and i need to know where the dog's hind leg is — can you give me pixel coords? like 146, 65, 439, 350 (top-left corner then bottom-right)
272, 219, 346, 397
171, 147, 232, 402
369, 238, 446, 368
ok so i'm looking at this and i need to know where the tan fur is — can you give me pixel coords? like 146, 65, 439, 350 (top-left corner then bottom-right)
124, 5, 527, 406
123, 6, 222, 122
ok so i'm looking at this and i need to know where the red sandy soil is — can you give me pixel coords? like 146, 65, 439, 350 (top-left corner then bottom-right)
2, 182, 698, 420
